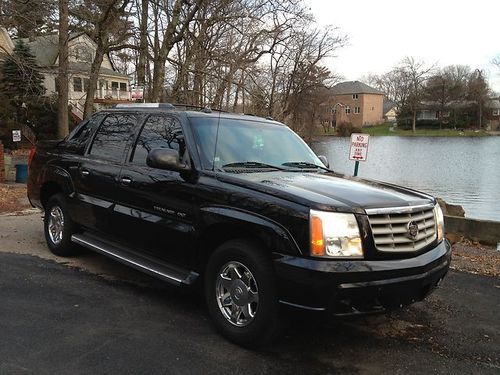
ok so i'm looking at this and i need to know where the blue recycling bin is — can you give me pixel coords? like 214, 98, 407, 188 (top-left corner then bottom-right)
15, 164, 28, 183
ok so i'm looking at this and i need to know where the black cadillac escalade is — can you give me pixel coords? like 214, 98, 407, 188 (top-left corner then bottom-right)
27, 103, 451, 346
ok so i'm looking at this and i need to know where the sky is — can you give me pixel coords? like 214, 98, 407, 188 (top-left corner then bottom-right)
307, 0, 500, 94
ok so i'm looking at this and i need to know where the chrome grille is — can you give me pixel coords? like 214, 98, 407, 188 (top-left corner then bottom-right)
368, 206, 436, 252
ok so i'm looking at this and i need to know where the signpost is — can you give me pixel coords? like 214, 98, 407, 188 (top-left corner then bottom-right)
349, 133, 370, 176
12, 130, 21, 143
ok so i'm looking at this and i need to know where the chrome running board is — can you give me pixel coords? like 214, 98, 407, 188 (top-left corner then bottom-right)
71, 233, 198, 286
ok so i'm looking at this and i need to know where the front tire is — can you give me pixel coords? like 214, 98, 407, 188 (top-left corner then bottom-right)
44, 193, 77, 257
205, 239, 281, 346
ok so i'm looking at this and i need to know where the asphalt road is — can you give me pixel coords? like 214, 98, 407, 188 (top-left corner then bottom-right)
0, 212, 499, 374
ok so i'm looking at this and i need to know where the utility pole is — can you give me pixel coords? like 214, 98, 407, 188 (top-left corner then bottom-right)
57, 0, 69, 138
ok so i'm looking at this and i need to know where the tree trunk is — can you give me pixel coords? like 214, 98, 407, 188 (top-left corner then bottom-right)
83, 48, 105, 119
150, 57, 165, 102
412, 109, 417, 132
478, 102, 482, 129
57, 0, 69, 138
137, 0, 149, 88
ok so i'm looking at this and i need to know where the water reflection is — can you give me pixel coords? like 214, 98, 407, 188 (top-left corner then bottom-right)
312, 136, 500, 221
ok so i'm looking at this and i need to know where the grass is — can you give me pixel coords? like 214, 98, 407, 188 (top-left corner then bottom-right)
337, 123, 490, 137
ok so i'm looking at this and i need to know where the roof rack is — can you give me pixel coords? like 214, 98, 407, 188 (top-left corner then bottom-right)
114, 103, 175, 109
170, 103, 229, 113
113, 102, 228, 114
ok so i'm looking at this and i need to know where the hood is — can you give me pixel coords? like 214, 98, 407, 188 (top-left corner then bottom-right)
217, 171, 434, 214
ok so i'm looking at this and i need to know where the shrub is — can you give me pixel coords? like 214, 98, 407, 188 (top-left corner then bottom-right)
336, 121, 362, 137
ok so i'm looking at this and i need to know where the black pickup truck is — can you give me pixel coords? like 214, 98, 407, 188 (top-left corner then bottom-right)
27, 103, 451, 345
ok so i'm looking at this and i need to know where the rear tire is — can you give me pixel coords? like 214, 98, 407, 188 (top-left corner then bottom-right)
44, 193, 78, 257
205, 239, 281, 347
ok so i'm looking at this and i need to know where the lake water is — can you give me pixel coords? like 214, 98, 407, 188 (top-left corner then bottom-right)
312, 136, 500, 222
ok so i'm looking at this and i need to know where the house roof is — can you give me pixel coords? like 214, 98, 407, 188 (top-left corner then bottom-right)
12, 33, 125, 78
330, 81, 385, 95
17, 33, 82, 66
70, 62, 129, 79
383, 100, 397, 114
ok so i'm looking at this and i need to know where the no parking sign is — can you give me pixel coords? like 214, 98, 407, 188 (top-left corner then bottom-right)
349, 133, 370, 161
349, 133, 369, 176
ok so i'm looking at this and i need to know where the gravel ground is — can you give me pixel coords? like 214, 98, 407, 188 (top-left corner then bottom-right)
0, 184, 31, 214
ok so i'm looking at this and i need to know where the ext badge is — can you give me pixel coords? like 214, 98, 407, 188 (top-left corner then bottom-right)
406, 221, 419, 240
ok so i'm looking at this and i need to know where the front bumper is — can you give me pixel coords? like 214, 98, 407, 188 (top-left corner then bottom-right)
274, 240, 451, 315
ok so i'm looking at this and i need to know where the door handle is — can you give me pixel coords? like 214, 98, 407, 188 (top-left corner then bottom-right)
80, 169, 90, 176
120, 177, 132, 185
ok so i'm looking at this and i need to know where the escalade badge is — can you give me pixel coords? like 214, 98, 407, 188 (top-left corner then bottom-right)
406, 221, 419, 240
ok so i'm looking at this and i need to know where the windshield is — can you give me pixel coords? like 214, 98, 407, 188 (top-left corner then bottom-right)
190, 117, 322, 171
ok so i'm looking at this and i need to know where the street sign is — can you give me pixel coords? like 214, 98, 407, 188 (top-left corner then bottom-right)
349, 133, 370, 162
12, 130, 21, 142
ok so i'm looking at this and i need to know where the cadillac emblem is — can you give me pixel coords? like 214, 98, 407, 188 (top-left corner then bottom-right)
406, 221, 419, 240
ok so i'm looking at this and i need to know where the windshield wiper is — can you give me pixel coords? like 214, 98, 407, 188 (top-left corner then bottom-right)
282, 161, 330, 172
222, 161, 287, 171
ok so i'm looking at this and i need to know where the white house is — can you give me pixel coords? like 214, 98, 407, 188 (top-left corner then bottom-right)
0, 28, 131, 120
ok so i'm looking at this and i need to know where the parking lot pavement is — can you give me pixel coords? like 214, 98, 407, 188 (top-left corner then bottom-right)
0, 212, 499, 374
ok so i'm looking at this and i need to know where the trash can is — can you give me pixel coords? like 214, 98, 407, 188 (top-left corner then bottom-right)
15, 164, 28, 183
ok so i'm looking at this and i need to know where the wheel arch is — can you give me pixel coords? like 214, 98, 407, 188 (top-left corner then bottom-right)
195, 206, 302, 273
40, 167, 75, 208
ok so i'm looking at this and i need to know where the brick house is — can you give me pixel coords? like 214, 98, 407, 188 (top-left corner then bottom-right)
329, 81, 385, 127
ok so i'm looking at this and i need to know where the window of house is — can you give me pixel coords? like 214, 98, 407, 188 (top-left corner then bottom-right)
89, 114, 136, 162
111, 81, 119, 91
73, 77, 83, 92
493, 109, 500, 116
132, 115, 184, 166
120, 82, 127, 92
345, 106, 351, 114
354, 106, 361, 114
371, 106, 375, 111
352, 94, 358, 100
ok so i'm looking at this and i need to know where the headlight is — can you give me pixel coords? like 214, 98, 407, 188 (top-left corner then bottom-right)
310, 210, 363, 258
434, 204, 444, 242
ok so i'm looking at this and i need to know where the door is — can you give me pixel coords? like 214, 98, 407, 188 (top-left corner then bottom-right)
115, 114, 197, 266
73, 113, 136, 236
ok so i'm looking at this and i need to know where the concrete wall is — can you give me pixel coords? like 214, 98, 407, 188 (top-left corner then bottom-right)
445, 215, 500, 246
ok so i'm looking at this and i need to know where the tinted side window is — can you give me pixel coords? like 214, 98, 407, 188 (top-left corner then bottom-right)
132, 115, 185, 165
89, 114, 136, 162
68, 114, 103, 146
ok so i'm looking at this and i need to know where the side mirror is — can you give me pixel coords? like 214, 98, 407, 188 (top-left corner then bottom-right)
318, 155, 330, 169
146, 148, 189, 172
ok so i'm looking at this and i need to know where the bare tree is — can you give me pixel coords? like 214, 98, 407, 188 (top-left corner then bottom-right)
149, 0, 203, 102
71, 0, 135, 118
398, 57, 435, 132
467, 69, 490, 128
425, 65, 470, 129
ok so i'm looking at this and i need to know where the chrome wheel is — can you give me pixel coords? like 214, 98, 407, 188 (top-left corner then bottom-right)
48, 206, 64, 245
216, 261, 259, 327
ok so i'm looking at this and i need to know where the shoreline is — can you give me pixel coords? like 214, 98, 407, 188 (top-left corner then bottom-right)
313, 123, 497, 138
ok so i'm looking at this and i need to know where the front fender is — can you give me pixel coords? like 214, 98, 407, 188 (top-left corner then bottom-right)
199, 206, 303, 256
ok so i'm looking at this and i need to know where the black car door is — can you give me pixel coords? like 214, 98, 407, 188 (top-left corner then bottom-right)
73, 113, 136, 236
63, 113, 105, 227
114, 114, 197, 267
